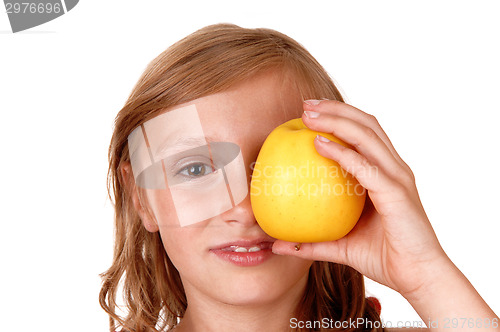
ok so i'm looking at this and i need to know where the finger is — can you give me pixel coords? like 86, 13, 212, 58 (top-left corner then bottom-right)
304, 112, 404, 179
303, 99, 409, 170
313, 135, 399, 194
303, 99, 399, 157
272, 239, 349, 265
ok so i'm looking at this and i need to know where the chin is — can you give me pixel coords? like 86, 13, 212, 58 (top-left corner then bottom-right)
220, 281, 285, 306
214, 266, 308, 307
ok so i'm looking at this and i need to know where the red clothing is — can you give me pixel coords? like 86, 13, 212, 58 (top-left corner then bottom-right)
367, 296, 382, 315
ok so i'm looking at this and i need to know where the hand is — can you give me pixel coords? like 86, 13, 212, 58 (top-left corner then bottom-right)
272, 99, 450, 299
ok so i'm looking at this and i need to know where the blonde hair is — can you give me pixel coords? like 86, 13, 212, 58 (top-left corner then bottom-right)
100, 23, 383, 332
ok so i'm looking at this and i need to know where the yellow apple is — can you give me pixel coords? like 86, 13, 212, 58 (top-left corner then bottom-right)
250, 118, 366, 243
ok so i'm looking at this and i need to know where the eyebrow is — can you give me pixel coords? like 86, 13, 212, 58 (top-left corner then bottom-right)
155, 136, 219, 157
170, 135, 221, 146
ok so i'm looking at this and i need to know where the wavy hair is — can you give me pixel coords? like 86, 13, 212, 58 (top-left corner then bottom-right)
99, 23, 383, 332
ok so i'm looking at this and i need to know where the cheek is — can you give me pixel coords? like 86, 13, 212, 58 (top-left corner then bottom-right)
144, 188, 180, 226
145, 180, 239, 227
161, 229, 190, 268
158, 226, 210, 287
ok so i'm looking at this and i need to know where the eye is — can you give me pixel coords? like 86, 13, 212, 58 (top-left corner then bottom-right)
178, 163, 214, 178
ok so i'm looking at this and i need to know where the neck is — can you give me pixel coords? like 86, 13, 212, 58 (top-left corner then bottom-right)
175, 273, 308, 332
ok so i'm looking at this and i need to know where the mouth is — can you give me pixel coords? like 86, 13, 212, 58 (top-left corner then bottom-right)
216, 241, 274, 253
210, 239, 275, 267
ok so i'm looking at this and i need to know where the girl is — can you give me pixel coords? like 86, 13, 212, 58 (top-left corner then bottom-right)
99, 24, 499, 331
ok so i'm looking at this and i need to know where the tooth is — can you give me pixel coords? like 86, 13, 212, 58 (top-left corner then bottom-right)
234, 247, 248, 253
248, 246, 261, 252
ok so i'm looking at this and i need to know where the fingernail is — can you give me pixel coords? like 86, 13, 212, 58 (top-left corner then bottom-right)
304, 99, 322, 106
304, 111, 320, 119
316, 135, 331, 143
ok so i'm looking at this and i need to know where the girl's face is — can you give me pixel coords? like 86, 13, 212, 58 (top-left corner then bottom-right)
142, 71, 313, 307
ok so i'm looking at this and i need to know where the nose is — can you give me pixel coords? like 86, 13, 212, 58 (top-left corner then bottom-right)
218, 137, 262, 228
220, 193, 258, 227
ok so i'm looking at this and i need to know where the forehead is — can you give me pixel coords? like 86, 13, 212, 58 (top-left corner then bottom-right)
177, 71, 304, 143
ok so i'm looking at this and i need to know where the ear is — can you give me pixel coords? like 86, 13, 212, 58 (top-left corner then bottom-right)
120, 162, 159, 233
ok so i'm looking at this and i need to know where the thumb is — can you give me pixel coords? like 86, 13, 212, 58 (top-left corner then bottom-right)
272, 239, 349, 265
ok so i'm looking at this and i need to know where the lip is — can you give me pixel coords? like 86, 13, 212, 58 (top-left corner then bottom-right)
210, 239, 275, 267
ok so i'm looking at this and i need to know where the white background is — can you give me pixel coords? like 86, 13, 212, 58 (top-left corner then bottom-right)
1, 1, 499, 330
